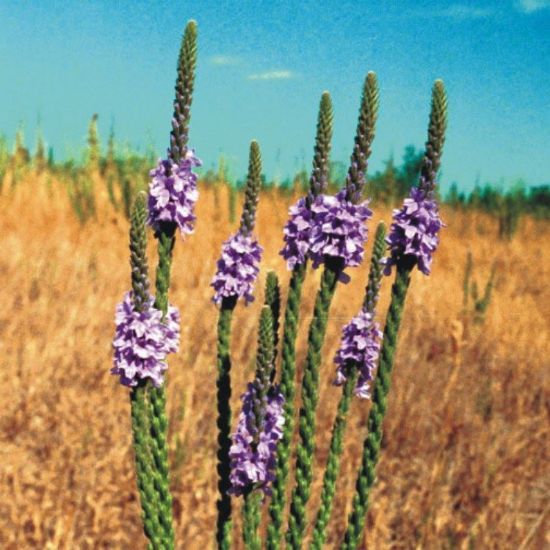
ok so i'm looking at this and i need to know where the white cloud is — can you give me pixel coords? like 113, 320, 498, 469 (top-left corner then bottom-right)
210, 55, 240, 66
516, 0, 550, 13
247, 70, 295, 81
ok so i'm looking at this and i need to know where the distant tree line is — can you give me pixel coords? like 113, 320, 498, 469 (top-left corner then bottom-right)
1, 118, 548, 232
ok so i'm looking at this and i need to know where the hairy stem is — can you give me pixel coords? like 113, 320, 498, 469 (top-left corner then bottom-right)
286, 264, 340, 549
242, 490, 262, 550
309, 369, 357, 550
342, 265, 412, 550
215, 297, 237, 550
266, 262, 307, 548
309, 223, 386, 548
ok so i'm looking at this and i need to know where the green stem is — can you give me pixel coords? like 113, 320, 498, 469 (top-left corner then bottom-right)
130, 386, 163, 549
309, 222, 387, 549
127, 193, 167, 549
266, 262, 307, 549
310, 369, 357, 550
341, 265, 412, 550
216, 297, 237, 550
243, 490, 262, 550
267, 91, 333, 549
286, 264, 340, 550
147, 223, 177, 549
148, 385, 174, 547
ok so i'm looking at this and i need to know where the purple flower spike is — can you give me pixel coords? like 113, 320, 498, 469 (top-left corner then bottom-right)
384, 186, 444, 276
334, 310, 382, 399
147, 148, 201, 235
280, 197, 314, 270
309, 190, 372, 271
229, 384, 285, 496
111, 292, 180, 388
211, 232, 263, 305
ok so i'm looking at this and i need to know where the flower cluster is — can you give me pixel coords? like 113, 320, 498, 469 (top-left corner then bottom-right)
383, 186, 444, 276
309, 190, 372, 270
280, 197, 313, 270
229, 384, 285, 496
211, 232, 263, 305
334, 310, 382, 399
147, 149, 201, 235
280, 190, 372, 274
111, 292, 180, 388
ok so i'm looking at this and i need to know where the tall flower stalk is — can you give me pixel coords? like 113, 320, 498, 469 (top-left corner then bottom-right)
212, 141, 263, 550
309, 222, 386, 550
139, 21, 200, 549
233, 273, 282, 548
286, 71, 379, 550
342, 79, 448, 550
232, 303, 282, 549
267, 91, 333, 549
111, 189, 182, 548
124, 193, 163, 547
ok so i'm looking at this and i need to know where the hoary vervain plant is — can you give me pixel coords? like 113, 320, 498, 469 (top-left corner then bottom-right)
222, 272, 282, 550
111, 20, 199, 549
267, 91, 334, 550
342, 79, 448, 550
211, 140, 263, 550
147, 20, 199, 549
286, 71, 379, 550
309, 222, 386, 550
109, 22, 450, 548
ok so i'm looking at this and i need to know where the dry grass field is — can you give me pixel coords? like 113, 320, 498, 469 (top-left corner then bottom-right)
0, 173, 548, 549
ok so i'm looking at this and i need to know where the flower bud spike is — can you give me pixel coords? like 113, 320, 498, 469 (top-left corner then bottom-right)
363, 222, 386, 313
309, 92, 333, 199
170, 20, 198, 162
345, 71, 379, 204
240, 140, 262, 236
264, 271, 281, 370
384, 81, 448, 276
419, 79, 448, 197
129, 192, 150, 311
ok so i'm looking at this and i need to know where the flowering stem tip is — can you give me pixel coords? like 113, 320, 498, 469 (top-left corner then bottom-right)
112, 194, 181, 548
343, 81, 448, 549
268, 92, 334, 550
310, 222, 385, 549
214, 141, 263, 550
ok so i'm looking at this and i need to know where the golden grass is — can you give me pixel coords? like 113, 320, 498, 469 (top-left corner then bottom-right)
0, 173, 548, 549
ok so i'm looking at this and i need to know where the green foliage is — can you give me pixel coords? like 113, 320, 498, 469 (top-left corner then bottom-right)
368, 146, 424, 205
14, 125, 30, 168
102, 137, 151, 218
463, 252, 497, 324
497, 186, 523, 239
66, 169, 96, 224
228, 184, 237, 224
447, 178, 549, 225
47, 146, 55, 168
87, 113, 101, 170
34, 130, 46, 173
0, 135, 9, 192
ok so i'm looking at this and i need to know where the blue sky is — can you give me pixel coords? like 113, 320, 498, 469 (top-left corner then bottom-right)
0, 1, 549, 192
